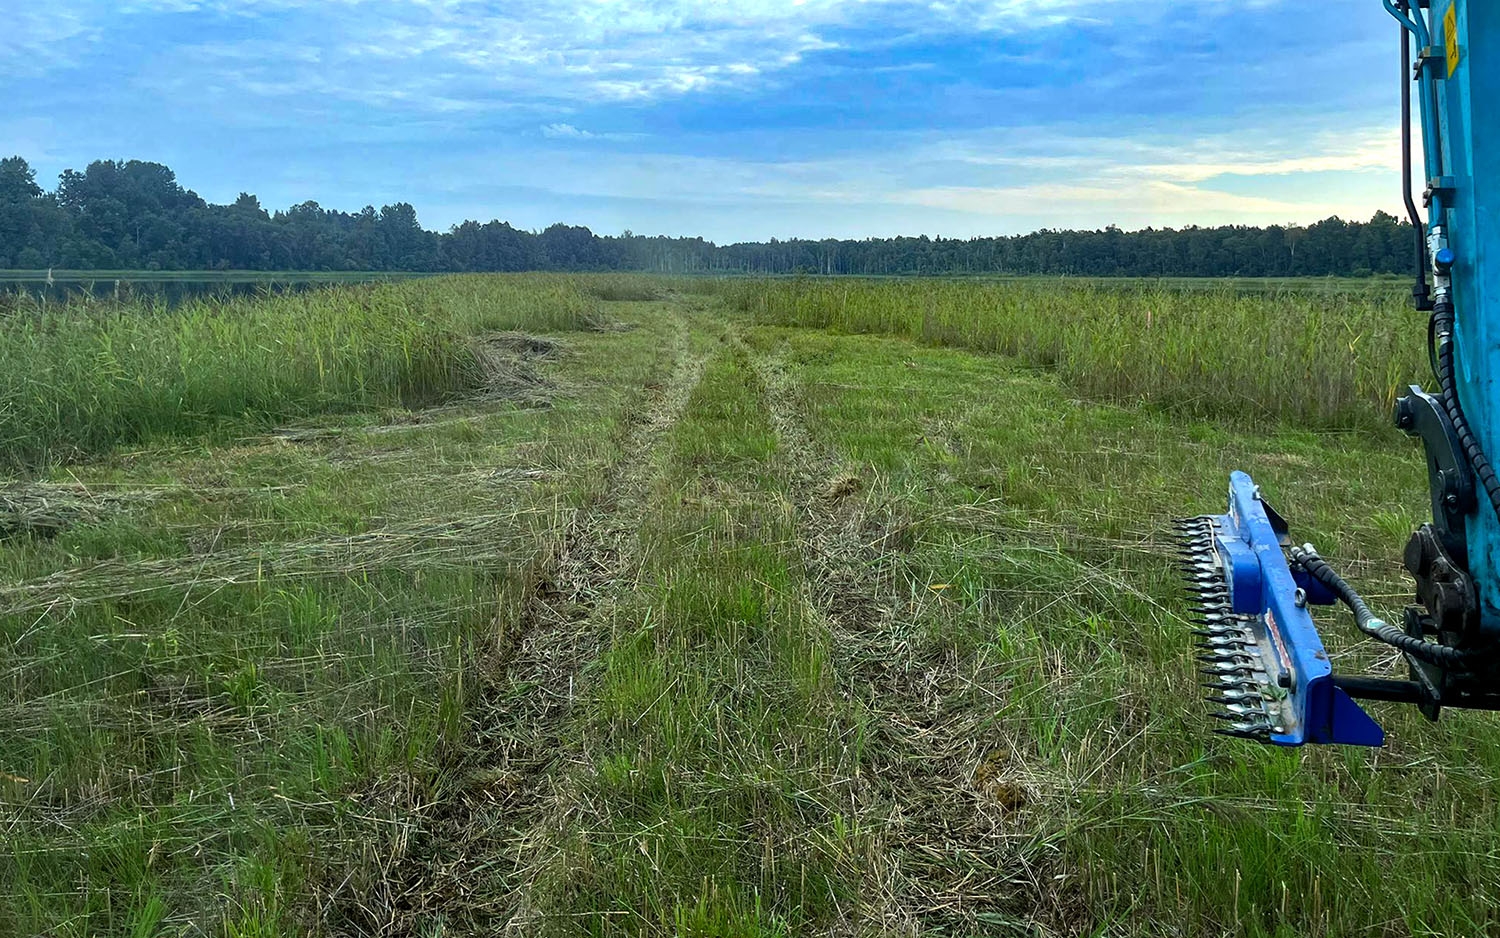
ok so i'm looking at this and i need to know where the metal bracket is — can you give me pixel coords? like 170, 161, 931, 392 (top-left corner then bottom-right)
1417, 46, 1448, 78
1424, 176, 1458, 207
1395, 384, 1473, 563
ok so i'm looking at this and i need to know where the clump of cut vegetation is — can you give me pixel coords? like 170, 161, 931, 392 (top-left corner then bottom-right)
0, 275, 599, 469
0, 482, 156, 539
728, 278, 1425, 429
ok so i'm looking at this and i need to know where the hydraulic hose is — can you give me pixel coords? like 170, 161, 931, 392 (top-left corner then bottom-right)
1432, 302, 1500, 519
1290, 545, 1484, 668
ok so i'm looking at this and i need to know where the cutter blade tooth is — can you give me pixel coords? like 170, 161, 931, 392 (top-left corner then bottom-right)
1198, 649, 1248, 660
1211, 702, 1267, 719
1199, 638, 1248, 652
1198, 654, 1253, 667
1213, 727, 1272, 742
1201, 685, 1257, 696
1199, 648, 1249, 661
1200, 663, 1255, 677
1206, 691, 1263, 706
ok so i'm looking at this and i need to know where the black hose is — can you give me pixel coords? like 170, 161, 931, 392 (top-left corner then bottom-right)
1428, 307, 1441, 381
1433, 302, 1500, 519
1291, 544, 1485, 668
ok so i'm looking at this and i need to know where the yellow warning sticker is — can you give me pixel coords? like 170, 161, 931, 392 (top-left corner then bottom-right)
1446, 3, 1461, 78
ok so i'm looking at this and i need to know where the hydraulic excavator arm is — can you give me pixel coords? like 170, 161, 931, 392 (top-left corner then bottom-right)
1180, 0, 1500, 745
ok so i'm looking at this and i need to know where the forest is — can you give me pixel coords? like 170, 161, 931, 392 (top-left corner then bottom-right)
0, 156, 1418, 278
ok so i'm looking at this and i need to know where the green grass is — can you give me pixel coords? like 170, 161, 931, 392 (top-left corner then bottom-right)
3, 274, 1498, 936
0, 274, 600, 469
0, 277, 670, 934
727, 277, 1426, 430
529, 341, 870, 934
734, 316, 1498, 936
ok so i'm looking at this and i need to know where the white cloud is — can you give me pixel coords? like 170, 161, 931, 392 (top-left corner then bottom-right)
894, 180, 1355, 228
2, 9, 97, 75
427, 116, 1396, 237
14, 0, 1290, 107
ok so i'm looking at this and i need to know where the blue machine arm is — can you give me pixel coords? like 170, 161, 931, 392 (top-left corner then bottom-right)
1184, 1, 1500, 746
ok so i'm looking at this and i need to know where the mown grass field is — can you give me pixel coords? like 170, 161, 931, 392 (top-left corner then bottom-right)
1, 274, 1496, 937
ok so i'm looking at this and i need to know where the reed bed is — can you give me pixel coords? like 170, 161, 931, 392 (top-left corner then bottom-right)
0, 274, 599, 469
728, 278, 1426, 429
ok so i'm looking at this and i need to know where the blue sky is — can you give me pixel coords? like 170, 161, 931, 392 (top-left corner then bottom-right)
5, 1, 1403, 241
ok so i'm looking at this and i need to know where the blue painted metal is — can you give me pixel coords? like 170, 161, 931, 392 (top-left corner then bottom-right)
1385, 0, 1446, 196
1207, 473, 1385, 747
1432, 0, 1500, 634
1188, 2, 1498, 745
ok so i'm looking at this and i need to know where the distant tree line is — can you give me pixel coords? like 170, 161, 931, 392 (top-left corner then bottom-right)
0, 156, 1418, 278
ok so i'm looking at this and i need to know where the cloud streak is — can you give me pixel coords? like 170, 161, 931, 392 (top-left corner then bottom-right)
19, 0, 1289, 107
7, 0, 1401, 243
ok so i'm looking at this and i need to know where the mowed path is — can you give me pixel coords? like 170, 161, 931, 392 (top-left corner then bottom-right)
387, 310, 1055, 936
368, 308, 718, 930
387, 293, 1495, 938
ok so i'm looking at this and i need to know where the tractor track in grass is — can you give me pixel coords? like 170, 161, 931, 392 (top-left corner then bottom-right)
339, 311, 710, 936
743, 332, 1062, 935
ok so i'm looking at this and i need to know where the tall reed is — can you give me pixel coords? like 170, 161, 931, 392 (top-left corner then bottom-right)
0, 275, 598, 469
729, 278, 1425, 429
